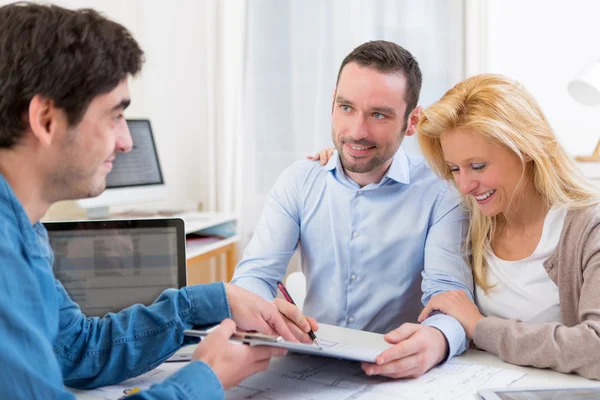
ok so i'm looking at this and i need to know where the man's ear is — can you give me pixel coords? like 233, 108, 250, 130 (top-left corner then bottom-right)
404, 106, 423, 137
27, 95, 63, 146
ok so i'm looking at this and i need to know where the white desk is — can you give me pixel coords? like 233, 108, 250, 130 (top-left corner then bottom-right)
73, 323, 599, 399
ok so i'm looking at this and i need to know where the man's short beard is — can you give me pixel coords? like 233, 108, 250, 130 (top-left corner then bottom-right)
331, 116, 408, 174
340, 153, 387, 173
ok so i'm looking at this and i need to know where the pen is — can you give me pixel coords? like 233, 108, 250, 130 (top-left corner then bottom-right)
276, 280, 321, 346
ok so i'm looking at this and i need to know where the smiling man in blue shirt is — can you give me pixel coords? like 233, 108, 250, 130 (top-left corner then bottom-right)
231, 41, 474, 379
0, 3, 296, 399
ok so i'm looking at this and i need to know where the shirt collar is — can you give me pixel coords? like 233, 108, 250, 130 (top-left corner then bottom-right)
324, 147, 411, 185
386, 147, 411, 184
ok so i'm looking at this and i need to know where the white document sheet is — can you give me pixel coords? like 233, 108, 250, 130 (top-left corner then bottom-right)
258, 337, 382, 363
76, 350, 525, 400
225, 354, 526, 400
72, 363, 185, 400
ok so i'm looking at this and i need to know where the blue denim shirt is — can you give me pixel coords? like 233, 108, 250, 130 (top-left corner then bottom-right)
0, 173, 230, 399
232, 149, 474, 360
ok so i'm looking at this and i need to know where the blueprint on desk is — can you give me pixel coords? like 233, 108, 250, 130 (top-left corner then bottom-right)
78, 352, 525, 400
226, 354, 525, 400
74, 363, 185, 399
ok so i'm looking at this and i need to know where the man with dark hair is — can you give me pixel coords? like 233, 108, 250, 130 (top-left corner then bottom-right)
335, 40, 422, 123
232, 40, 474, 378
0, 2, 295, 398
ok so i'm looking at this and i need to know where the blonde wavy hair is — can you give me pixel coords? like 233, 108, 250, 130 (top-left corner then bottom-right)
418, 74, 600, 291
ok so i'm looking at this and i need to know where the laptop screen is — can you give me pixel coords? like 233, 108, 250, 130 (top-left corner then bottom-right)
44, 219, 186, 317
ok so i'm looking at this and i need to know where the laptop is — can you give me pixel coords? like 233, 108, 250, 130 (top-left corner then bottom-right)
44, 218, 186, 317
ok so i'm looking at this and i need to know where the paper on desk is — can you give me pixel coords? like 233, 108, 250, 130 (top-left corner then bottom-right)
74, 362, 185, 400
75, 349, 525, 400
226, 354, 526, 400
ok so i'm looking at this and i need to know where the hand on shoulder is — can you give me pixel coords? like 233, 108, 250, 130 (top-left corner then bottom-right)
306, 147, 334, 166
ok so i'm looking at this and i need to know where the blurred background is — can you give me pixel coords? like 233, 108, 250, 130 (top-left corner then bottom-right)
20, 0, 600, 279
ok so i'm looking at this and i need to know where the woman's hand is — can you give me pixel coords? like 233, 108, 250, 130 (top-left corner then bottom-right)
418, 290, 484, 339
306, 147, 335, 165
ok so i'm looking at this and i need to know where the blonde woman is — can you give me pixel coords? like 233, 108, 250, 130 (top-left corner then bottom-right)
310, 74, 600, 379
415, 74, 600, 379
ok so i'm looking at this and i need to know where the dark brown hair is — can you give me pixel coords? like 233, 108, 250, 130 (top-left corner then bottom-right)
336, 40, 422, 120
0, 2, 145, 148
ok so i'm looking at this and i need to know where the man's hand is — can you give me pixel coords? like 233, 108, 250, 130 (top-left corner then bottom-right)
273, 297, 319, 344
418, 290, 484, 339
361, 323, 448, 379
192, 319, 287, 389
224, 283, 298, 342
306, 147, 334, 166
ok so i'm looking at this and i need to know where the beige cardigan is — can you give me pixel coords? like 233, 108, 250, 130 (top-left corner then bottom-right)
473, 203, 600, 380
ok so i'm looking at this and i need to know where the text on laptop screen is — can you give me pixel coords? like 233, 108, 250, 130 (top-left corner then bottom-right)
47, 221, 185, 317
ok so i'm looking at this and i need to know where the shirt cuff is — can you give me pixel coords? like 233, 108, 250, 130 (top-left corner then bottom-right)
185, 282, 232, 327
230, 277, 276, 301
421, 313, 468, 362
137, 361, 224, 400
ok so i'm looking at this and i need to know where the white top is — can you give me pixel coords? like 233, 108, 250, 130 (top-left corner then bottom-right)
475, 207, 568, 323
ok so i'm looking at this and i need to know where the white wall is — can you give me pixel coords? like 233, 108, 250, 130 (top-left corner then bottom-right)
483, 0, 600, 156
12, 0, 214, 214
23, 0, 600, 218
129, 1, 212, 212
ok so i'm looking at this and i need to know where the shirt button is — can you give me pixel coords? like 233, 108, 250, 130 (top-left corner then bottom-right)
351, 274, 357, 281
353, 231, 359, 238
357, 190, 363, 195
348, 317, 355, 324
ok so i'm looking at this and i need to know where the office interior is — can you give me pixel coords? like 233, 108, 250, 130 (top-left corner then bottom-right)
39, 0, 600, 285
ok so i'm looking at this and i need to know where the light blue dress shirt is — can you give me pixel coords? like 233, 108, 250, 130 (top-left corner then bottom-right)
232, 149, 474, 359
0, 173, 228, 399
